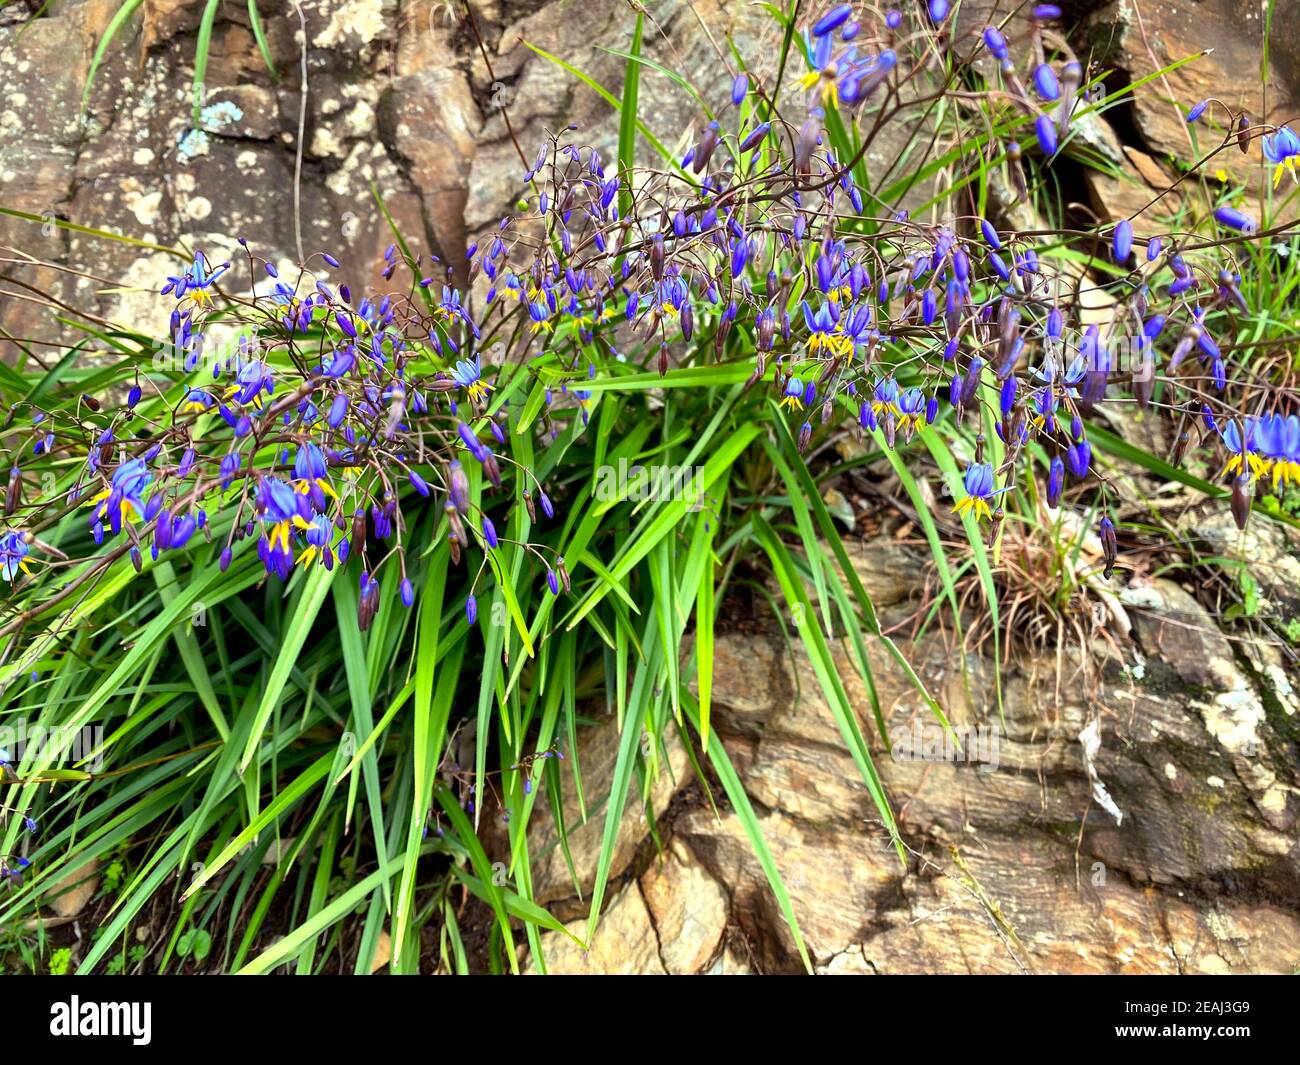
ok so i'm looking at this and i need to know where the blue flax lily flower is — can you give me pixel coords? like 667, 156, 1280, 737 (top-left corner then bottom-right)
1255, 413, 1300, 489
798, 29, 859, 106
293, 442, 338, 507
183, 389, 215, 413
258, 477, 312, 577
802, 300, 851, 357
227, 359, 274, 408
1218, 419, 1269, 481
450, 357, 492, 405
871, 377, 900, 420
655, 276, 690, 317
88, 458, 152, 535
1263, 125, 1300, 188
297, 513, 338, 569
953, 462, 998, 521
161, 252, 228, 309
0, 531, 32, 581
895, 387, 928, 435
780, 376, 806, 410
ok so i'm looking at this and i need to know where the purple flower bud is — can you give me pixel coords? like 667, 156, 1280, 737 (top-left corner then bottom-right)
983, 26, 1008, 60
1033, 64, 1061, 102
328, 393, 349, 427
1213, 206, 1257, 233
731, 73, 748, 104
458, 422, 484, 458
409, 470, 430, 496
1066, 440, 1091, 478
1112, 218, 1133, 263
739, 123, 771, 153
1046, 456, 1064, 508
999, 375, 1017, 416
1186, 100, 1209, 124
482, 516, 498, 549
465, 595, 477, 625
400, 578, 414, 607
1231, 475, 1251, 531
812, 4, 853, 37
1035, 113, 1058, 156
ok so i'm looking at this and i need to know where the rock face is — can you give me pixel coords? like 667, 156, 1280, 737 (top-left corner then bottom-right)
518, 540, 1299, 975
0, 0, 780, 343
1086, 0, 1299, 179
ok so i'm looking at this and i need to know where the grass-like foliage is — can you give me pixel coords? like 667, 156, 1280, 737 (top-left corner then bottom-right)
0, 0, 1296, 973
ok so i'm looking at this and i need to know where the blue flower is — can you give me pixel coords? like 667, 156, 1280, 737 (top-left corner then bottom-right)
1255, 413, 1300, 488
1263, 125, 1300, 188
896, 387, 927, 434
228, 359, 274, 407
779, 376, 805, 411
871, 377, 900, 419
0, 531, 31, 581
1218, 419, 1268, 481
297, 513, 337, 569
802, 300, 852, 357
293, 442, 336, 508
183, 388, 215, 413
953, 462, 996, 521
798, 28, 852, 105
161, 251, 228, 308
450, 357, 492, 405
88, 458, 152, 535
258, 477, 312, 575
